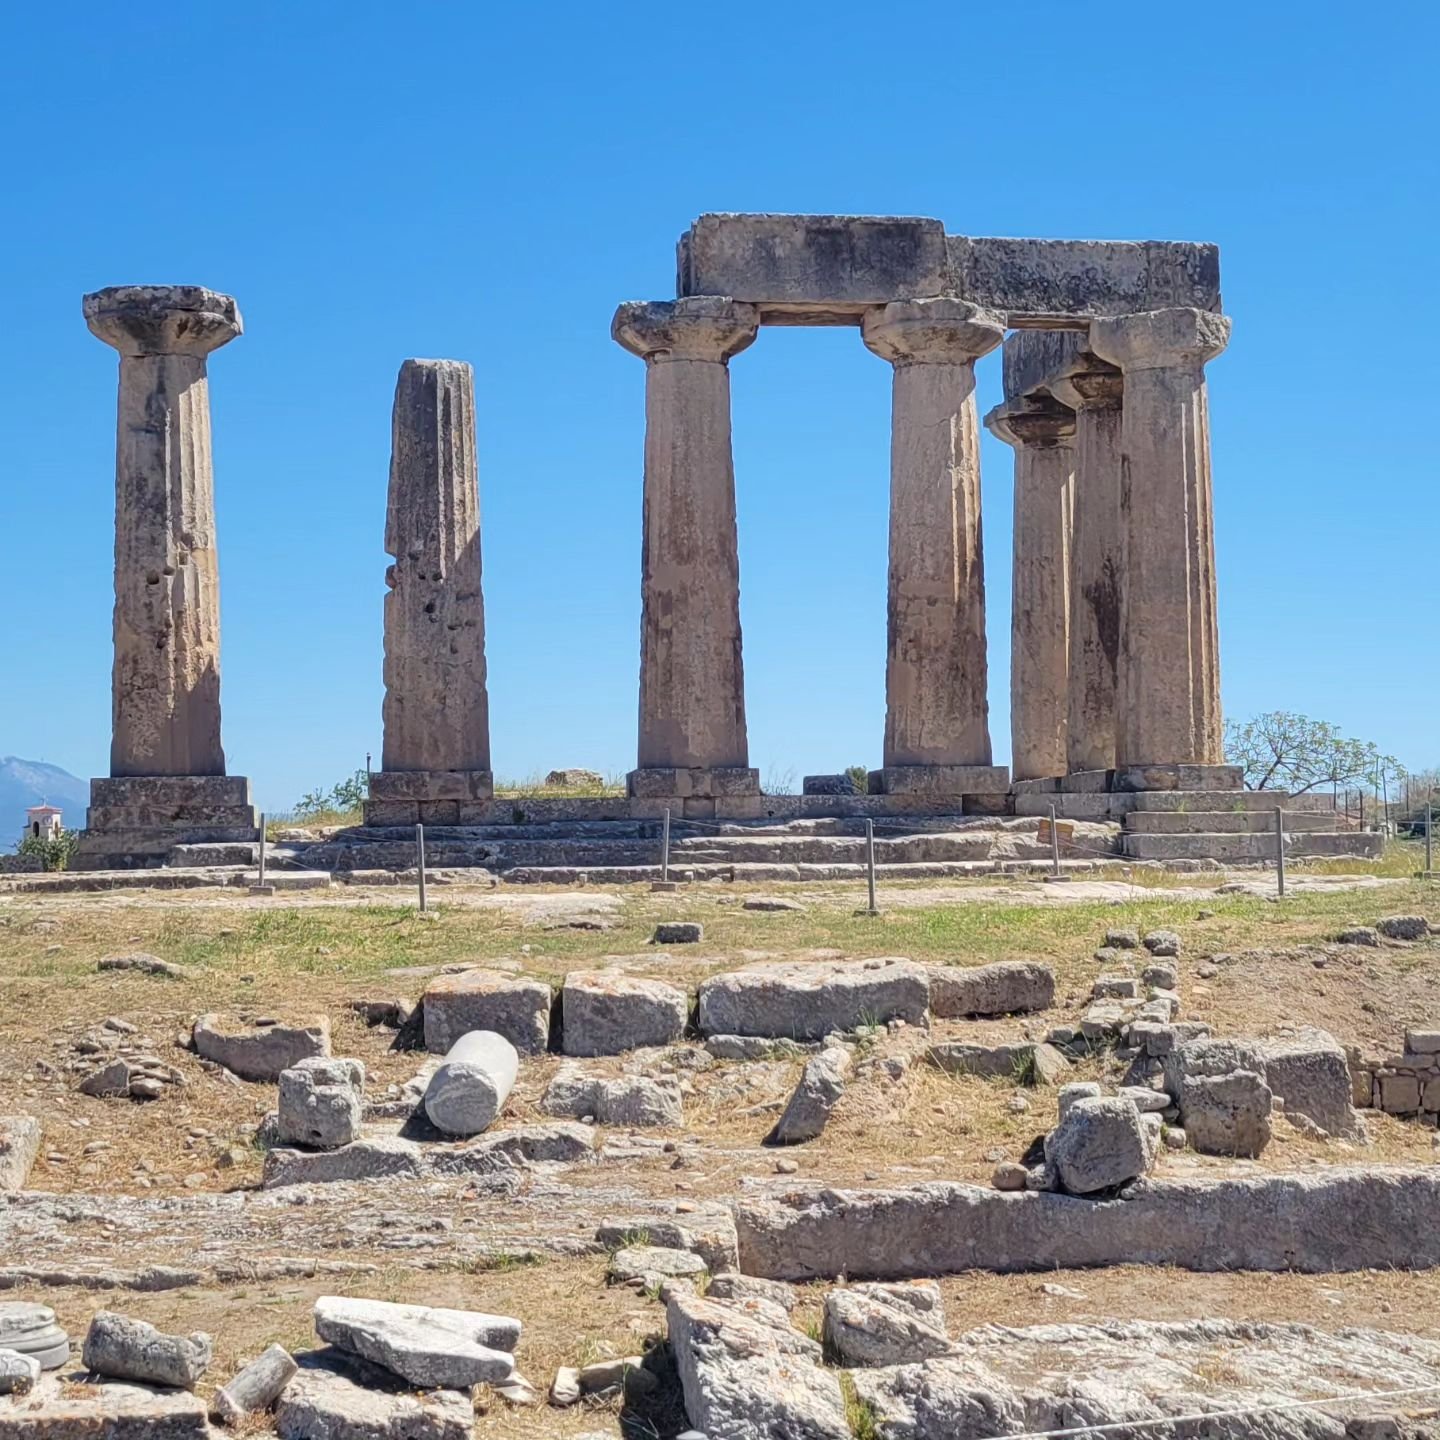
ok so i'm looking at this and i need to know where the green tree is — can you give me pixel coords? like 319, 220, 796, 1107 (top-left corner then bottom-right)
1223, 711, 1400, 795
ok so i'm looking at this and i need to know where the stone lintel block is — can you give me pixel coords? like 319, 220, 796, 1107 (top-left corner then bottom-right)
91, 775, 254, 809
1002, 328, 1089, 403
627, 767, 760, 800
869, 765, 1010, 796
949, 237, 1222, 322
368, 770, 495, 802
84, 284, 242, 357
1112, 764, 1243, 793
678, 213, 949, 321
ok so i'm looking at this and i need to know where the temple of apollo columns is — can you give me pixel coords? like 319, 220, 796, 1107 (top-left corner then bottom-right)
70, 217, 1380, 870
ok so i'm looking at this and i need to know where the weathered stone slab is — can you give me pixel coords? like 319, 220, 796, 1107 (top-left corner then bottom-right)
275, 1350, 472, 1440
697, 958, 929, 1039
82, 1311, 211, 1389
421, 971, 551, 1054
609, 1245, 707, 1289
262, 1137, 425, 1189
665, 1289, 849, 1440
772, 1046, 851, 1144
0, 1119, 40, 1193
736, 1169, 1440, 1281
596, 1212, 738, 1273
0, 1352, 39, 1397
193, 1015, 330, 1082
314, 1296, 517, 1388
822, 1286, 953, 1366
0, 1381, 210, 1440
926, 1041, 1033, 1081
561, 973, 688, 1056
428, 1121, 594, 1176
928, 961, 1054, 1018
542, 1068, 682, 1128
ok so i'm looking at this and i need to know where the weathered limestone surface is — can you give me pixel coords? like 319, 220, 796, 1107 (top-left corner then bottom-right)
1049, 353, 1125, 773
864, 299, 1004, 773
0, 1381, 211, 1440
275, 1350, 473, 1440
192, 1015, 330, 1082
696, 958, 929, 1039
735, 1169, 1440, 1280
313, 1296, 517, 1388
82, 1311, 211, 1389
771, 1046, 851, 1144
1090, 308, 1229, 766
986, 388, 1075, 781
561, 973, 688, 1056
613, 299, 759, 793
928, 961, 1054, 1018
421, 969, 551, 1055
277, 1058, 363, 1149
379, 360, 490, 782
84, 286, 240, 779
0, 1119, 40, 1193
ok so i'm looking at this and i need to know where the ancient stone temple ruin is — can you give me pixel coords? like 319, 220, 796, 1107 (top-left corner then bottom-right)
71, 219, 1378, 871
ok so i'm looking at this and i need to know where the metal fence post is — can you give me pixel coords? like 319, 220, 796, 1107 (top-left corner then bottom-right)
1427, 802, 1434, 876
662, 807, 671, 885
1274, 806, 1286, 898
416, 822, 428, 913
258, 813, 267, 888
865, 818, 878, 915
1049, 804, 1061, 879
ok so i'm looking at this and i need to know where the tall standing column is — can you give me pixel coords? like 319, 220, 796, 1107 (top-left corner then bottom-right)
862, 299, 1009, 798
1090, 308, 1229, 768
985, 397, 1076, 782
613, 297, 761, 806
1049, 357, 1124, 775
85, 286, 239, 777
76, 285, 258, 869
365, 359, 493, 827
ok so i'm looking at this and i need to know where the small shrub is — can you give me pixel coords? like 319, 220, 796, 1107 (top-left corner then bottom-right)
18, 829, 78, 872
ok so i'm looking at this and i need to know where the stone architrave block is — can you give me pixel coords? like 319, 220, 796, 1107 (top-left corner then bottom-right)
0, 1117, 41, 1192
421, 970, 552, 1054
927, 961, 1054, 1018
561, 974, 689, 1056
192, 1016, 330, 1082
696, 958, 929, 1040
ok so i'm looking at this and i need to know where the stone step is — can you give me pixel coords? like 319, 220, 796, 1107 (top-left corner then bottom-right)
1128, 790, 1297, 813
1122, 831, 1384, 861
1125, 810, 1338, 834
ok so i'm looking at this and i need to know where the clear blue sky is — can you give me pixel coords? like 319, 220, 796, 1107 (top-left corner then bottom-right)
4, 2, 1436, 811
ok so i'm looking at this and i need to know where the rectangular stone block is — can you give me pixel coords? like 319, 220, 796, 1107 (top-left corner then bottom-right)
949, 236, 1222, 322
1381, 1074, 1422, 1113
422, 969, 552, 1054
869, 765, 1011, 796
416, 800, 461, 825
1112, 764, 1243, 793
627, 767, 760, 799
1002, 328, 1088, 403
1010, 777, 1061, 795
368, 770, 494, 802
0, 1385, 210, 1440
678, 213, 949, 321
85, 804, 260, 830
1060, 769, 1115, 794
90, 775, 254, 808
362, 800, 420, 826
1013, 793, 1133, 819
963, 793, 1013, 817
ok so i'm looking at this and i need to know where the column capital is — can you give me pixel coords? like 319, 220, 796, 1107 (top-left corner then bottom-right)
1089, 307, 1230, 373
984, 395, 1076, 449
612, 297, 759, 364
84, 285, 242, 358
1047, 354, 1123, 412
862, 298, 1005, 366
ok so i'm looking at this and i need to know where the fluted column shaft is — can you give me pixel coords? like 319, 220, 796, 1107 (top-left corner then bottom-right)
381, 359, 490, 774
85, 286, 240, 778
613, 298, 759, 777
863, 300, 1005, 771
987, 399, 1075, 781
1051, 362, 1125, 774
1091, 308, 1229, 767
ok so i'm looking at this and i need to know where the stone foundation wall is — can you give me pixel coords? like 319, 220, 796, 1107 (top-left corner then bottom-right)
1349, 1032, 1440, 1122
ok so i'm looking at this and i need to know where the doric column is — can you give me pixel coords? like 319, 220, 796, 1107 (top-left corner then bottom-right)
613, 297, 761, 803
1090, 308, 1230, 767
84, 286, 239, 779
862, 298, 1008, 797
1049, 356, 1124, 775
366, 360, 493, 826
985, 397, 1076, 782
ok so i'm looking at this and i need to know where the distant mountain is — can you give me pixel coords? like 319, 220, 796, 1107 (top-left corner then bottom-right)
1, 757, 89, 846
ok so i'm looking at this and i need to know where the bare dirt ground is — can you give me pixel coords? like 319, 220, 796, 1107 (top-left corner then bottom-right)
0, 865, 1436, 1436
